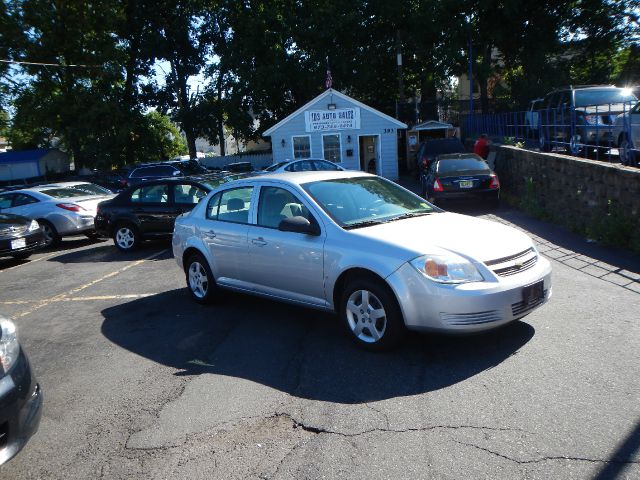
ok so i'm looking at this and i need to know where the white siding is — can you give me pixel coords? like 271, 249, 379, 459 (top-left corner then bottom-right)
266, 93, 402, 180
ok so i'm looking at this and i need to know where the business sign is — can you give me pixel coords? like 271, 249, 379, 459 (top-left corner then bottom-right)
304, 108, 360, 132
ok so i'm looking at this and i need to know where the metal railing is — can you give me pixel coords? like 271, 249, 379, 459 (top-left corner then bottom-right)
462, 102, 639, 166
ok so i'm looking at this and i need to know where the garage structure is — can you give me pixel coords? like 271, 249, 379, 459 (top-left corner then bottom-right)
0, 148, 71, 184
263, 89, 407, 180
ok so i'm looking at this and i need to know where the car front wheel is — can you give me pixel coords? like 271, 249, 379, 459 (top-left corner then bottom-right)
340, 278, 406, 351
185, 252, 218, 304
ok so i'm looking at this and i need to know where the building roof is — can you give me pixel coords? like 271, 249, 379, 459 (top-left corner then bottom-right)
412, 120, 454, 131
263, 89, 407, 136
0, 148, 54, 165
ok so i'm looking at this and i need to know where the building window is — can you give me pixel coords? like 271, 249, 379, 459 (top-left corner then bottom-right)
292, 136, 311, 159
322, 134, 341, 163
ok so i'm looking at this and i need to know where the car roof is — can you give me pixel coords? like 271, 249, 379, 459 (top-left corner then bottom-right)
220, 170, 374, 188
437, 153, 485, 161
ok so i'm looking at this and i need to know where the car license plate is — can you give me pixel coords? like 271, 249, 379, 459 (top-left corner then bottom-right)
522, 280, 544, 305
459, 180, 473, 188
11, 238, 26, 250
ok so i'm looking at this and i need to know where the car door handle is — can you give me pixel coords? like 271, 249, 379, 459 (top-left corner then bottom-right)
251, 237, 267, 246
203, 229, 216, 238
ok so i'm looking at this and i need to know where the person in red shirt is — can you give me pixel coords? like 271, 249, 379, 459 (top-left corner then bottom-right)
474, 134, 491, 159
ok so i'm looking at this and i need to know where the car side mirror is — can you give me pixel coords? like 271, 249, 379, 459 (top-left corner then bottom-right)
278, 216, 320, 236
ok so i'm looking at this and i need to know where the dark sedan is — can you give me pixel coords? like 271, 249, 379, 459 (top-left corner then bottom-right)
95, 178, 214, 251
0, 315, 43, 465
0, 213, 45, 260
421, 154, 500, 207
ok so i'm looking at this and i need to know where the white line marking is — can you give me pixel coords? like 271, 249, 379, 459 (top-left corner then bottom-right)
14, 249, 167, 318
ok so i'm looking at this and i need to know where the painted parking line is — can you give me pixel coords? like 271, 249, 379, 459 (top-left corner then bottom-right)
0, 293, 155, 306
13, 249, 168, 318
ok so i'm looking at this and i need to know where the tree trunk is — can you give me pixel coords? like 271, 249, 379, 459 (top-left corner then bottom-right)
216, 77, 225, 156
479, 44, 492, 114
172, 59, 197, 159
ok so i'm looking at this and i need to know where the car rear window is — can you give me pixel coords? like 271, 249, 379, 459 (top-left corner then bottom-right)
40, 188, 96, 198
437, 157, 490, 174
574, 89, 637, 107
68, 183, 111, 195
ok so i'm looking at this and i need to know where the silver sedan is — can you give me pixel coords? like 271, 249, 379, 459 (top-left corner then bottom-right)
172, 171, 551, 350
0, 184, 113, 246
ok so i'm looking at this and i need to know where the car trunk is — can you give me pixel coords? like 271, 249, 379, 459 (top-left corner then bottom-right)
62, 195, 114, 216
437, 172, 492, 192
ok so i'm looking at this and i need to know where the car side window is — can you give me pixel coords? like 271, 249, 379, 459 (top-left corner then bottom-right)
313, 160, 339, 171
0, 194, 14, 209
206, 192, 222, 220
173, 184, 208, 204
13, 193, 39, 206
216, 187, 253, 224
257, 186, 313, 229
291, 161, 314, 172
130, 184, 169, 203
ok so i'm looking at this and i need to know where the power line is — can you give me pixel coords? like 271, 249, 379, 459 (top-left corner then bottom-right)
0, 59, 103, 68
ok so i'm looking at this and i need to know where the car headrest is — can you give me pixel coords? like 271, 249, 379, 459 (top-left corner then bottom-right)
227, 197, 244, 211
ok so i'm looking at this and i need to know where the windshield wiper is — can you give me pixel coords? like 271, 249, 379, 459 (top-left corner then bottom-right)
343, 219, 390, 230
387, 212, 433, 222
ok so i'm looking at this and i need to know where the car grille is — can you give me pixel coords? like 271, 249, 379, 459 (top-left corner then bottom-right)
0, 421, 7, 449
485, 247, 538, 277
511, 291, 548, 317
0, 225, 28, 237
440, 310, 503, 326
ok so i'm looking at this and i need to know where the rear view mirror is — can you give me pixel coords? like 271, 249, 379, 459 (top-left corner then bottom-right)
278, 216, 320, 236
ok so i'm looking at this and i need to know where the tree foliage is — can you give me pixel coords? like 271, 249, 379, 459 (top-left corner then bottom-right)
1, 0, 638, 168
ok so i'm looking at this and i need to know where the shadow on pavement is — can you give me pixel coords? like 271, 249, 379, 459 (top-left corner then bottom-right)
50, 240, 172, 263
101, 288, 535, 404
592, 418, 640, 480
0, 236, 105, 270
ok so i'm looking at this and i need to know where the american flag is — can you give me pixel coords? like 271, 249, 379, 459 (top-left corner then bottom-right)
325, 57, 332, 89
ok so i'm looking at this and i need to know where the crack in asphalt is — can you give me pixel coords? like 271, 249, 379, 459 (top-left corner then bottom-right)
456, 440, 640, 465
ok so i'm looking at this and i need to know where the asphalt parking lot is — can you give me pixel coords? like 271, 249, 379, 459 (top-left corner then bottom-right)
0, 204, 639, 479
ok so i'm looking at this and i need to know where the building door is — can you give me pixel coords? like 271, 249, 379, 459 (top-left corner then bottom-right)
359, 136, 379, 173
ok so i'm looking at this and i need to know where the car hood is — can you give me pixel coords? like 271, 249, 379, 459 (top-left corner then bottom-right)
0, 212, 31, 227
350, 212, 533, 263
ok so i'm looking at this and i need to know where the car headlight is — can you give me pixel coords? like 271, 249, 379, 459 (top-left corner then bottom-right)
28, 219, 40, 232
410, 253, 484, 284
0, 317, 20, 373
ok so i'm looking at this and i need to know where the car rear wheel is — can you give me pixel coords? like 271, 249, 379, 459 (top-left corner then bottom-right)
113, 223, 139, 252
619, 135, 638, 166
39, 220, 61, 247
340, 278, 406, 351
185, 252, 218, 304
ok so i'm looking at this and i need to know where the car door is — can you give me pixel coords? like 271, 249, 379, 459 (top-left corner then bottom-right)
201, 186, 254, 286
1, 193, 40, 217
128, 183, 175, 235
629, 103, 640, 148
245, 185, 326, 307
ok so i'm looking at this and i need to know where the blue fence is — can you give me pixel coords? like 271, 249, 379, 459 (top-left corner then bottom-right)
463, 102, 640, 166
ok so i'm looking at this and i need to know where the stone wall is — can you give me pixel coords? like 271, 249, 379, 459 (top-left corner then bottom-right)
494, 146, 640, 250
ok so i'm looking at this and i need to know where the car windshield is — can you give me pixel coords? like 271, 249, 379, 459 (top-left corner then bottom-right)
575, 89, 637, 107
264, 162, 288, 172
173, 161, 208, 175
437, 157, 490, 174
67, 183, 111, 195
303, 176, 435, 229
40, 187, 99, 198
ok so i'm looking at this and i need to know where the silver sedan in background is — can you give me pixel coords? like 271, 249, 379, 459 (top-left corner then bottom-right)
172, 171, 552, 350
0, 184, 114, 246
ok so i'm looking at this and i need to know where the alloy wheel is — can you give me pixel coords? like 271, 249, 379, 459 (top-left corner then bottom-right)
188, 261, 209, 299
41, 224, 55, 246
115, 227, 135, 249
345, 289, 387, 343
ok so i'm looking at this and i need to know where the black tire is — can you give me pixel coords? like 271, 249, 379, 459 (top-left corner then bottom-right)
39, 220, 61, 247
184, 252, 219, 304
112, 222, 140, 252
11, 251, 31, 260
619, 135, 638, 166
539, 131, 550, 152
339, 277, 406, 351
84, 231, 100, 240
488, 195, 500, 210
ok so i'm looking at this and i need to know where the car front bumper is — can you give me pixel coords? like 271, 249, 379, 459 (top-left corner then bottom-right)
0, 231, 45, 258
386, 255, 552, 333
0, 349, 43, 465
